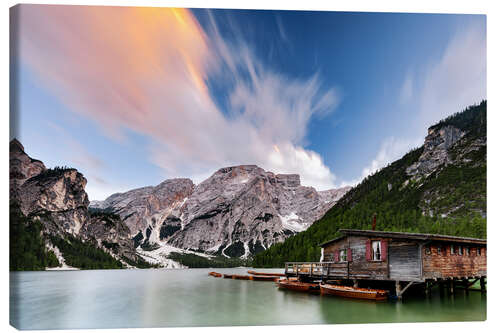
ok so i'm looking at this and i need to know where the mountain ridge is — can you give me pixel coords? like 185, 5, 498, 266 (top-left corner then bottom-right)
91, 164, 351, 263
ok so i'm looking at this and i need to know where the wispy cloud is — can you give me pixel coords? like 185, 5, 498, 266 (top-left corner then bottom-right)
417, 23, 486, 132
399, 71, 414, 105
349, 22, 486, 187
341, 137, 422, 187
16, 5, 341, 194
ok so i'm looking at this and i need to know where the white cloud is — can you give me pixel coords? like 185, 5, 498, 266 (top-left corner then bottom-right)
342, 137, 422, 187
399, 71, 414, 105
18, 6, 342, 198
347, 23, 486, 188
418, 23, 486, 132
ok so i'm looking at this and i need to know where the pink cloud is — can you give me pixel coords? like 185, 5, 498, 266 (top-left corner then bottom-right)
15, 5, 341, 192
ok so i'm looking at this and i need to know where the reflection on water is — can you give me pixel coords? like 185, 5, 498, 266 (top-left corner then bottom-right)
10, 268, 486, 330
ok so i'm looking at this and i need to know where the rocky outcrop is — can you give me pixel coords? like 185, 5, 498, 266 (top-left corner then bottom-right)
406, 125, 465, 178
10, 139, 46, 201
94, 165, 350, 258
18, 168, 90, 235
92, 178, 195, 237
10, 139, 90, 235
81, 212, 139, 263
9, 139, 141, 265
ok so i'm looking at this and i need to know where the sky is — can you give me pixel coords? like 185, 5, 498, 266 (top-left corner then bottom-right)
10, 5, 486, 200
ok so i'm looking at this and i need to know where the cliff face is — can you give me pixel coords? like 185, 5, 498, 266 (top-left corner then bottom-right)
404, 115, 486, 218
19, 168, 90, 235
10, 139, 46, 201
406, 125, 466, 179
81, 212, 138, 262
9, 139, 139, 265
93, 164, 350, 258
91, 178, 195, 237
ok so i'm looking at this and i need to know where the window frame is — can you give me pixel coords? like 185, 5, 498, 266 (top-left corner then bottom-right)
371, 240, 382, 261
450, 244, 455, 255
437, 245, 441, 255
458, 245, 463, 256
340, 249, 347, 262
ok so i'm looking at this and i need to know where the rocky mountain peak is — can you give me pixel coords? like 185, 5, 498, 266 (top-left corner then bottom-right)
90, 178, 195, 236
10, 138, 25, 152
10, 140, 141, 266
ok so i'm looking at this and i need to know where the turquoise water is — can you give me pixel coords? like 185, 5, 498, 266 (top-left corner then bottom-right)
10, 268, 486, 330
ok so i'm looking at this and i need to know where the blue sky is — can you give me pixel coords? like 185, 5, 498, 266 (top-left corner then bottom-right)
11, 5, 486, 200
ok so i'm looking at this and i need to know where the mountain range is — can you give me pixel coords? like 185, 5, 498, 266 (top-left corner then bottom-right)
9, 101, 486, 270
9, 139, 349, 269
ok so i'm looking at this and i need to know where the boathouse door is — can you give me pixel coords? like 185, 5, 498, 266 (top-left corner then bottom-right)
388, 244, 421, 280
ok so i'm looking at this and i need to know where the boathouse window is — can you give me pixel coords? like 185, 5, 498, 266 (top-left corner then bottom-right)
477, 247, 481, 256
372, 241, 381, 261
437, 245, 441, 255
425, 246, 431, 255
450, 244, 455, 255
458, 245, 463, 256
340, 249, 347, 262
466, 247, 470, 256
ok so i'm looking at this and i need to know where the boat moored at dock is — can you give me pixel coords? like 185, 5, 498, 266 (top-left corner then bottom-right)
248, 270, 286, 277
320, 284, 388, 301
250, 275, 280, 282
277, 279, 320, 293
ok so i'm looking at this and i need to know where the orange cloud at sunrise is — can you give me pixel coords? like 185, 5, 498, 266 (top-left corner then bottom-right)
14, 4, 340, 192
17, 5, 216, 138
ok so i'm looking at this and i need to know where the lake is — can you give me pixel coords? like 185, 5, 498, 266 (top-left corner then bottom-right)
10, 268, 486, 330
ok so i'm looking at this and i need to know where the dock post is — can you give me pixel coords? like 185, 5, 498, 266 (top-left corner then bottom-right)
438, 279, 444, 295
424, 281, 429, 296
353, 279, 358, 288
395, 280, 401, 300
480, 277, 486, 294
449, 279, 454, 295
463, 278, 470, 295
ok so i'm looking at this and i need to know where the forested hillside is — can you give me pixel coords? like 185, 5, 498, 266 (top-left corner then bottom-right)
253, 101, 486, 267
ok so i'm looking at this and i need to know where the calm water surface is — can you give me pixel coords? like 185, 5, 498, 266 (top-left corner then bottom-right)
10, 268, 486, 330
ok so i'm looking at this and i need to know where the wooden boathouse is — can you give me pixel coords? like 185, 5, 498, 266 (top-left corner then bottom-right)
285, 229, 486, 298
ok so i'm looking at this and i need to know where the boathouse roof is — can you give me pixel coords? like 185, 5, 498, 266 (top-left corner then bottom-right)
319, 229, 487, 247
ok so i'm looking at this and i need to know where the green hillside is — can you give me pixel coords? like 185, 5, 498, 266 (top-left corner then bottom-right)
253, 101, 486, 268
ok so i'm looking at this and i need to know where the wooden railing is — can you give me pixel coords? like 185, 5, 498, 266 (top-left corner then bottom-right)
285, 262, 349, 278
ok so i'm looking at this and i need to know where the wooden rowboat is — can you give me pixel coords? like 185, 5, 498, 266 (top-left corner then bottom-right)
276, 279, 320, 293
247, 270, 286, 277
320, 284, 388, 301
208, 272, 222, 278
250, 275, 280, 282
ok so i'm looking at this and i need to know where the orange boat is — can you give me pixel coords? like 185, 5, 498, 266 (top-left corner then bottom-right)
320, 284, 388, 301
208, 272, 222, 278
223, 274, 233, 279
250, 275, 280, 282
276, 279, 320, 293
231, 274, 251, 280
247, 270, 286, 277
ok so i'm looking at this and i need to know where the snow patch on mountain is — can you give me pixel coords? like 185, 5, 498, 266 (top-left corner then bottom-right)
279, 212, 308, 232
136, 244, 214, 268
